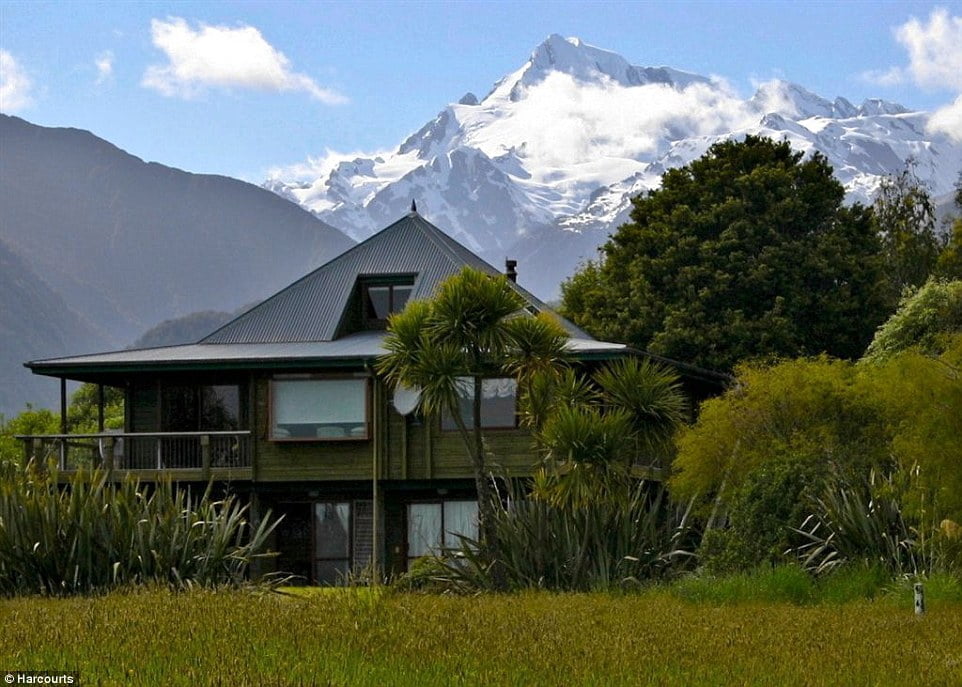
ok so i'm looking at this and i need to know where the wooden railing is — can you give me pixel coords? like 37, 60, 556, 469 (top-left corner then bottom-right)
16, 431, 252, 478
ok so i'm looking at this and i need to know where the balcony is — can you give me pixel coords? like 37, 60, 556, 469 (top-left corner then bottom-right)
16, 431, 253, 482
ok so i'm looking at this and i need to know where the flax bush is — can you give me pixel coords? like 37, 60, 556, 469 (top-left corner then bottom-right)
0, 460, 278, 596
407, 479, 695, 592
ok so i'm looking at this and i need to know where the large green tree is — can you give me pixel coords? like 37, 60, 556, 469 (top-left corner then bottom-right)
561, 136, 889, 372
872, 163, 941, 298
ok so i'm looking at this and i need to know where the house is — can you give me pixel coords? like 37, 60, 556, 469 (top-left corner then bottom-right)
20, 208, 727, 583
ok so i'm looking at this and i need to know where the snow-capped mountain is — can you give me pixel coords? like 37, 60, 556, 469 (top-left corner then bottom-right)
266, 34, 962, 298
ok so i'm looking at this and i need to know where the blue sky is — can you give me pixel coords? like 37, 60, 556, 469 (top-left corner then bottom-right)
1, 1, 960, 181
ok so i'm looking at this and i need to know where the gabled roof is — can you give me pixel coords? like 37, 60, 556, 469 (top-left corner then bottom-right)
201, 210, 591, 344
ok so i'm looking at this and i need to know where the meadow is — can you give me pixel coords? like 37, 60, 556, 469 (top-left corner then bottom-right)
2, 578, 961, 686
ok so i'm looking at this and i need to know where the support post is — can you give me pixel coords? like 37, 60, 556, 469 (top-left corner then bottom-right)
97, 384, 105, 433
371, 379, 381, 584
59, 377, 67, 469
201, 434, 211, 481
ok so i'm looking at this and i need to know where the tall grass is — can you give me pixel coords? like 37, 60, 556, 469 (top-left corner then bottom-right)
409, 480, 695, 591
3, 588, 961, 686
0, 460, 278, 596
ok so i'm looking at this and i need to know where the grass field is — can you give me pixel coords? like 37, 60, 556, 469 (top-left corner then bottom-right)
2, 582, 961, 686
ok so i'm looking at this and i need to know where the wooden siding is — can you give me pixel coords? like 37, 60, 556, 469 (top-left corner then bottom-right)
251, 373, 540, 483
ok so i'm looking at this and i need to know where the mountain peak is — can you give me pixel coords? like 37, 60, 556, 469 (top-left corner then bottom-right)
489, 35, 709, 102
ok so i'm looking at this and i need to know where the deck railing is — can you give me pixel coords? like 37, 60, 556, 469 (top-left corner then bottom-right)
15, 431, 252, 476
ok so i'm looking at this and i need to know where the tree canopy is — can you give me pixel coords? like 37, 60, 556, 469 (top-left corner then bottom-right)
862, 279, 962, 364
561, 136, 889, 372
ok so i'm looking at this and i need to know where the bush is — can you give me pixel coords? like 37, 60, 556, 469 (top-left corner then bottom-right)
699, 459, 819, 574
0, 460, 279, 596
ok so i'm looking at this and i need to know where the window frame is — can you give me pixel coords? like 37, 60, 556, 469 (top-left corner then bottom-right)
405, 499, 479, 568
313, 500, 353, 586
268, 374, 371, 442
439, 377, 520, 432
359, 275, 416, 327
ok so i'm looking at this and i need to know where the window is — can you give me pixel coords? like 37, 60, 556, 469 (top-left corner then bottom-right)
362, 280, 414, 324
441, 378, 518, 430
407, 500, 478, 566
161, 384, 242, 432
271, 377, 368, 440
314, 502, 351, 585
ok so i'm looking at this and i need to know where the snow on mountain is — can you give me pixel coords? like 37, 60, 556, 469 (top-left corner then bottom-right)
266, 35, 962, 298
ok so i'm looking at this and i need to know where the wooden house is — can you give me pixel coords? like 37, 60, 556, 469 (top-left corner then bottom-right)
20, 208, 726, 583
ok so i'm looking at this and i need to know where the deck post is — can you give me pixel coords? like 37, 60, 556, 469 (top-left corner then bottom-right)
103, 436, 114, 479
201, 434, 211, 481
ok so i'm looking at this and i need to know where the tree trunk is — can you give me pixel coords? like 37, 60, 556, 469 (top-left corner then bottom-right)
449, 379, 505, 589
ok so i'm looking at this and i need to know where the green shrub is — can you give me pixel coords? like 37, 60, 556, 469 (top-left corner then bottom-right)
0, 460, 279, 596
700, 459, 819, 573
670, 565, 816, 605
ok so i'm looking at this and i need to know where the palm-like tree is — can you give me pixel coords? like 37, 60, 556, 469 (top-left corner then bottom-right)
377, 267, 570, 560
532, 357, 687, 508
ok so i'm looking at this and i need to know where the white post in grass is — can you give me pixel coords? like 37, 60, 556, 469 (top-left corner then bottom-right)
914, 582, 925, 615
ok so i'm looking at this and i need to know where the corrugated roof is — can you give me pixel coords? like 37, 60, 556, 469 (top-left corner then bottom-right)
200, 211, 592, 344
26, 334, 624, 374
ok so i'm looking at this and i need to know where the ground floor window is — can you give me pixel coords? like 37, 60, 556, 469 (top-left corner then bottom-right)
407, 500, 478, 566
314, 501, 351, 584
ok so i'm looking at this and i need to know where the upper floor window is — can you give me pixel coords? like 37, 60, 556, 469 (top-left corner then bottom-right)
161, 384, 242, 432
270, 376, 369, 441
361, 278, 414, 326
441, 378, 518, 431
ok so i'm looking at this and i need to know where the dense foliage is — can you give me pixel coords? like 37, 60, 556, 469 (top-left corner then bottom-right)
672, 334, 962, 574
561, 136, 890, 372
0, 461, 278, 596
862, 279, 962, 362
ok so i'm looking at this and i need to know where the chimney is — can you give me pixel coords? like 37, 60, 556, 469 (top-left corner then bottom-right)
505, 259, 518, 283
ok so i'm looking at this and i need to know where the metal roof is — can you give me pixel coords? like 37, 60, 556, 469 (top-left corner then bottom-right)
25, 210, 627, 379
26, 333, 625, 376
200, 211, 592, 344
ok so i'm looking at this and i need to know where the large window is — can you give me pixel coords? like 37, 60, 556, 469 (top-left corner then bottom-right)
441, 378, 518, 430
271, 377, 368, 440
407, 500, 479, 566
161, 384, 241, 432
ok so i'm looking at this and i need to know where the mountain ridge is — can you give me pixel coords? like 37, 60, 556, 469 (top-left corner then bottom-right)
266, 35, 962, 299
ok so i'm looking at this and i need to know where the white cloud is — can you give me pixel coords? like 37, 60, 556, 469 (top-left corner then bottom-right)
927, 94, 962, 142
895, 7, 962, 91
0, 50, 34, 112
864, 8, 962, 141
141, 17, 347, 104
475, 73, 756, 172
95, 51, 114, 85
861, 66, 905, 87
